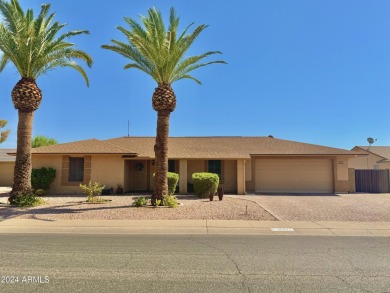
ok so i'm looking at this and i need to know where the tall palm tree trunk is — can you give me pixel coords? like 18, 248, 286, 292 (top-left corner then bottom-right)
152, 110, 170, 204
9, 111, 34, 202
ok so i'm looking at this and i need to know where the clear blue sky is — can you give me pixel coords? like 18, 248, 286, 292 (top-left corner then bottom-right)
1, 0, 389, 150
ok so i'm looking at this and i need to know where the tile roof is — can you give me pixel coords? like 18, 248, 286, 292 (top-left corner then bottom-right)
0, 149, 16, 162
9, 137, 360, 159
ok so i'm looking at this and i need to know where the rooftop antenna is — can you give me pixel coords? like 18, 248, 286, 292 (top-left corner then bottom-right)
127, 120, 130, 137
367, 137, 377, 150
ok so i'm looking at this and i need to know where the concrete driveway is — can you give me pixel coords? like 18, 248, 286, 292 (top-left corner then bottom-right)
236, 193, 390, 222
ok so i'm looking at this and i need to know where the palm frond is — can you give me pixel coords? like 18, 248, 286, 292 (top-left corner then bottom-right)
0, 0, 92, 82
0, 54, 9, 71
102, 7, 225, 85
179, 74, 202, 84
171, 60, 226, 83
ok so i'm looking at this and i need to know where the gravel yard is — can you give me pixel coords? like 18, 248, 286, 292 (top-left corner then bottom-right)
0, 194, 277, 221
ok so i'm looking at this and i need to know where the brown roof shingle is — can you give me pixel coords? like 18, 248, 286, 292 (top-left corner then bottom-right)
106, 136, 357, 159
27, 136, 358, 159
0, 149, 16, 162
29, 139, 137, 155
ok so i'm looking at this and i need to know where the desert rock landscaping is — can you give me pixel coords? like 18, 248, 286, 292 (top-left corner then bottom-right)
0, 195, 277, 221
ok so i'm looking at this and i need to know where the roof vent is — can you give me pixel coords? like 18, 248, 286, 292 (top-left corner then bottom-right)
268, 135, 274, 138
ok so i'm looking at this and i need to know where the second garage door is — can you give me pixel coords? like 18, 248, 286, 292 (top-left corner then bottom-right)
255, 158, 333, 193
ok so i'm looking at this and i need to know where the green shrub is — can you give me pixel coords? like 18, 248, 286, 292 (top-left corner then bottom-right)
163, 195, 178, 208
168, 172, 179, 195
153, 172, 179, 195
133, 196, 148, 207
31, 167, 56, 190
80, 181, 105, 203
154, 199, 162, 207
14, 192, 45, 207
192, 172, 220, 198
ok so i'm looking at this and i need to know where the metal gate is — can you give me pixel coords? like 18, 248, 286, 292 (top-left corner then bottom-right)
355, 169, 390, 193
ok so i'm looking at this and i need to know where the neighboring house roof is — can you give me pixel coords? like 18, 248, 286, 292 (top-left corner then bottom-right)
353, 146, 390, 163
26, 136, 359, 159
0, 149, 16, 162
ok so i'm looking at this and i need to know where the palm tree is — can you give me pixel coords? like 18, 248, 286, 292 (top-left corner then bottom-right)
0, 0, 93, 202
102, 7, 226, 204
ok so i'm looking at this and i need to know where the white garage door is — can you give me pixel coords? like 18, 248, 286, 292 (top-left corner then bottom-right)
255, 159, 333, 193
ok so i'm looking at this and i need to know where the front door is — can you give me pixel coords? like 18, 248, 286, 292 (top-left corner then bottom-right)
131, 160, 147, 191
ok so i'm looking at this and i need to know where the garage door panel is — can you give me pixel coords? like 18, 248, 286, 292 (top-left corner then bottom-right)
255, 159, 333, 193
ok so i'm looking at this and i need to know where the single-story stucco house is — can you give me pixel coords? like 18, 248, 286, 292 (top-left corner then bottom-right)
8, 136, 362, 195
0, 148, 15, 186
348, 146, 390, 170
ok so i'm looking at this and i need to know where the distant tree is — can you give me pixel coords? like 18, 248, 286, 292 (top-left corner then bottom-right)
0, 119, 10, 143
31, 135, 58, 148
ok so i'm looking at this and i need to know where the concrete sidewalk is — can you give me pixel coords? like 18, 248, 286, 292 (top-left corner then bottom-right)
1, 218, 390, 236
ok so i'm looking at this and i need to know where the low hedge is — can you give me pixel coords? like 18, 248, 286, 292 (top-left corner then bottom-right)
168, 172, 179, 195
153, 172, 179, 195
31, 167, 56, 190
192, 172, 219, 198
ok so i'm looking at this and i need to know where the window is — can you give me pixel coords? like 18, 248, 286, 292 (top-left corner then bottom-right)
69, 157, 84, 182
168, 160, 176, 172
208, 160, 222, 179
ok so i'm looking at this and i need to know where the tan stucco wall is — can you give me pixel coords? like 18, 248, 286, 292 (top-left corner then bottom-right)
91, 155, 124, 191
221, 160, 237, 192
245, 159, 255, 192
334, 157, 349, 193
32, 155, 71, 194
179, 160, 188, 193
348, 149, 387, 170
187, 160, 206, 183
348, 168, 356, 193
236, 159, 246, 194
33, 154, 125, 194
31, 154, 354, 195
0, 162, 14, 186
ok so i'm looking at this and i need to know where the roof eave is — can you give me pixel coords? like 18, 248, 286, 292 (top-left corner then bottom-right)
29, 152, 139, 156
249, 153, 364, 157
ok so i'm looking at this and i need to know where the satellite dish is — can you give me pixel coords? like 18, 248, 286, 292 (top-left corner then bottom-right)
367, 137, 377, 150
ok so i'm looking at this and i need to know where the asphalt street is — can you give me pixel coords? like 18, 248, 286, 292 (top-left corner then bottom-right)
0, 234, 389, 292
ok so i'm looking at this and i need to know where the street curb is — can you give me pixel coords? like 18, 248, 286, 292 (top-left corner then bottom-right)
0, 219, 389, 237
